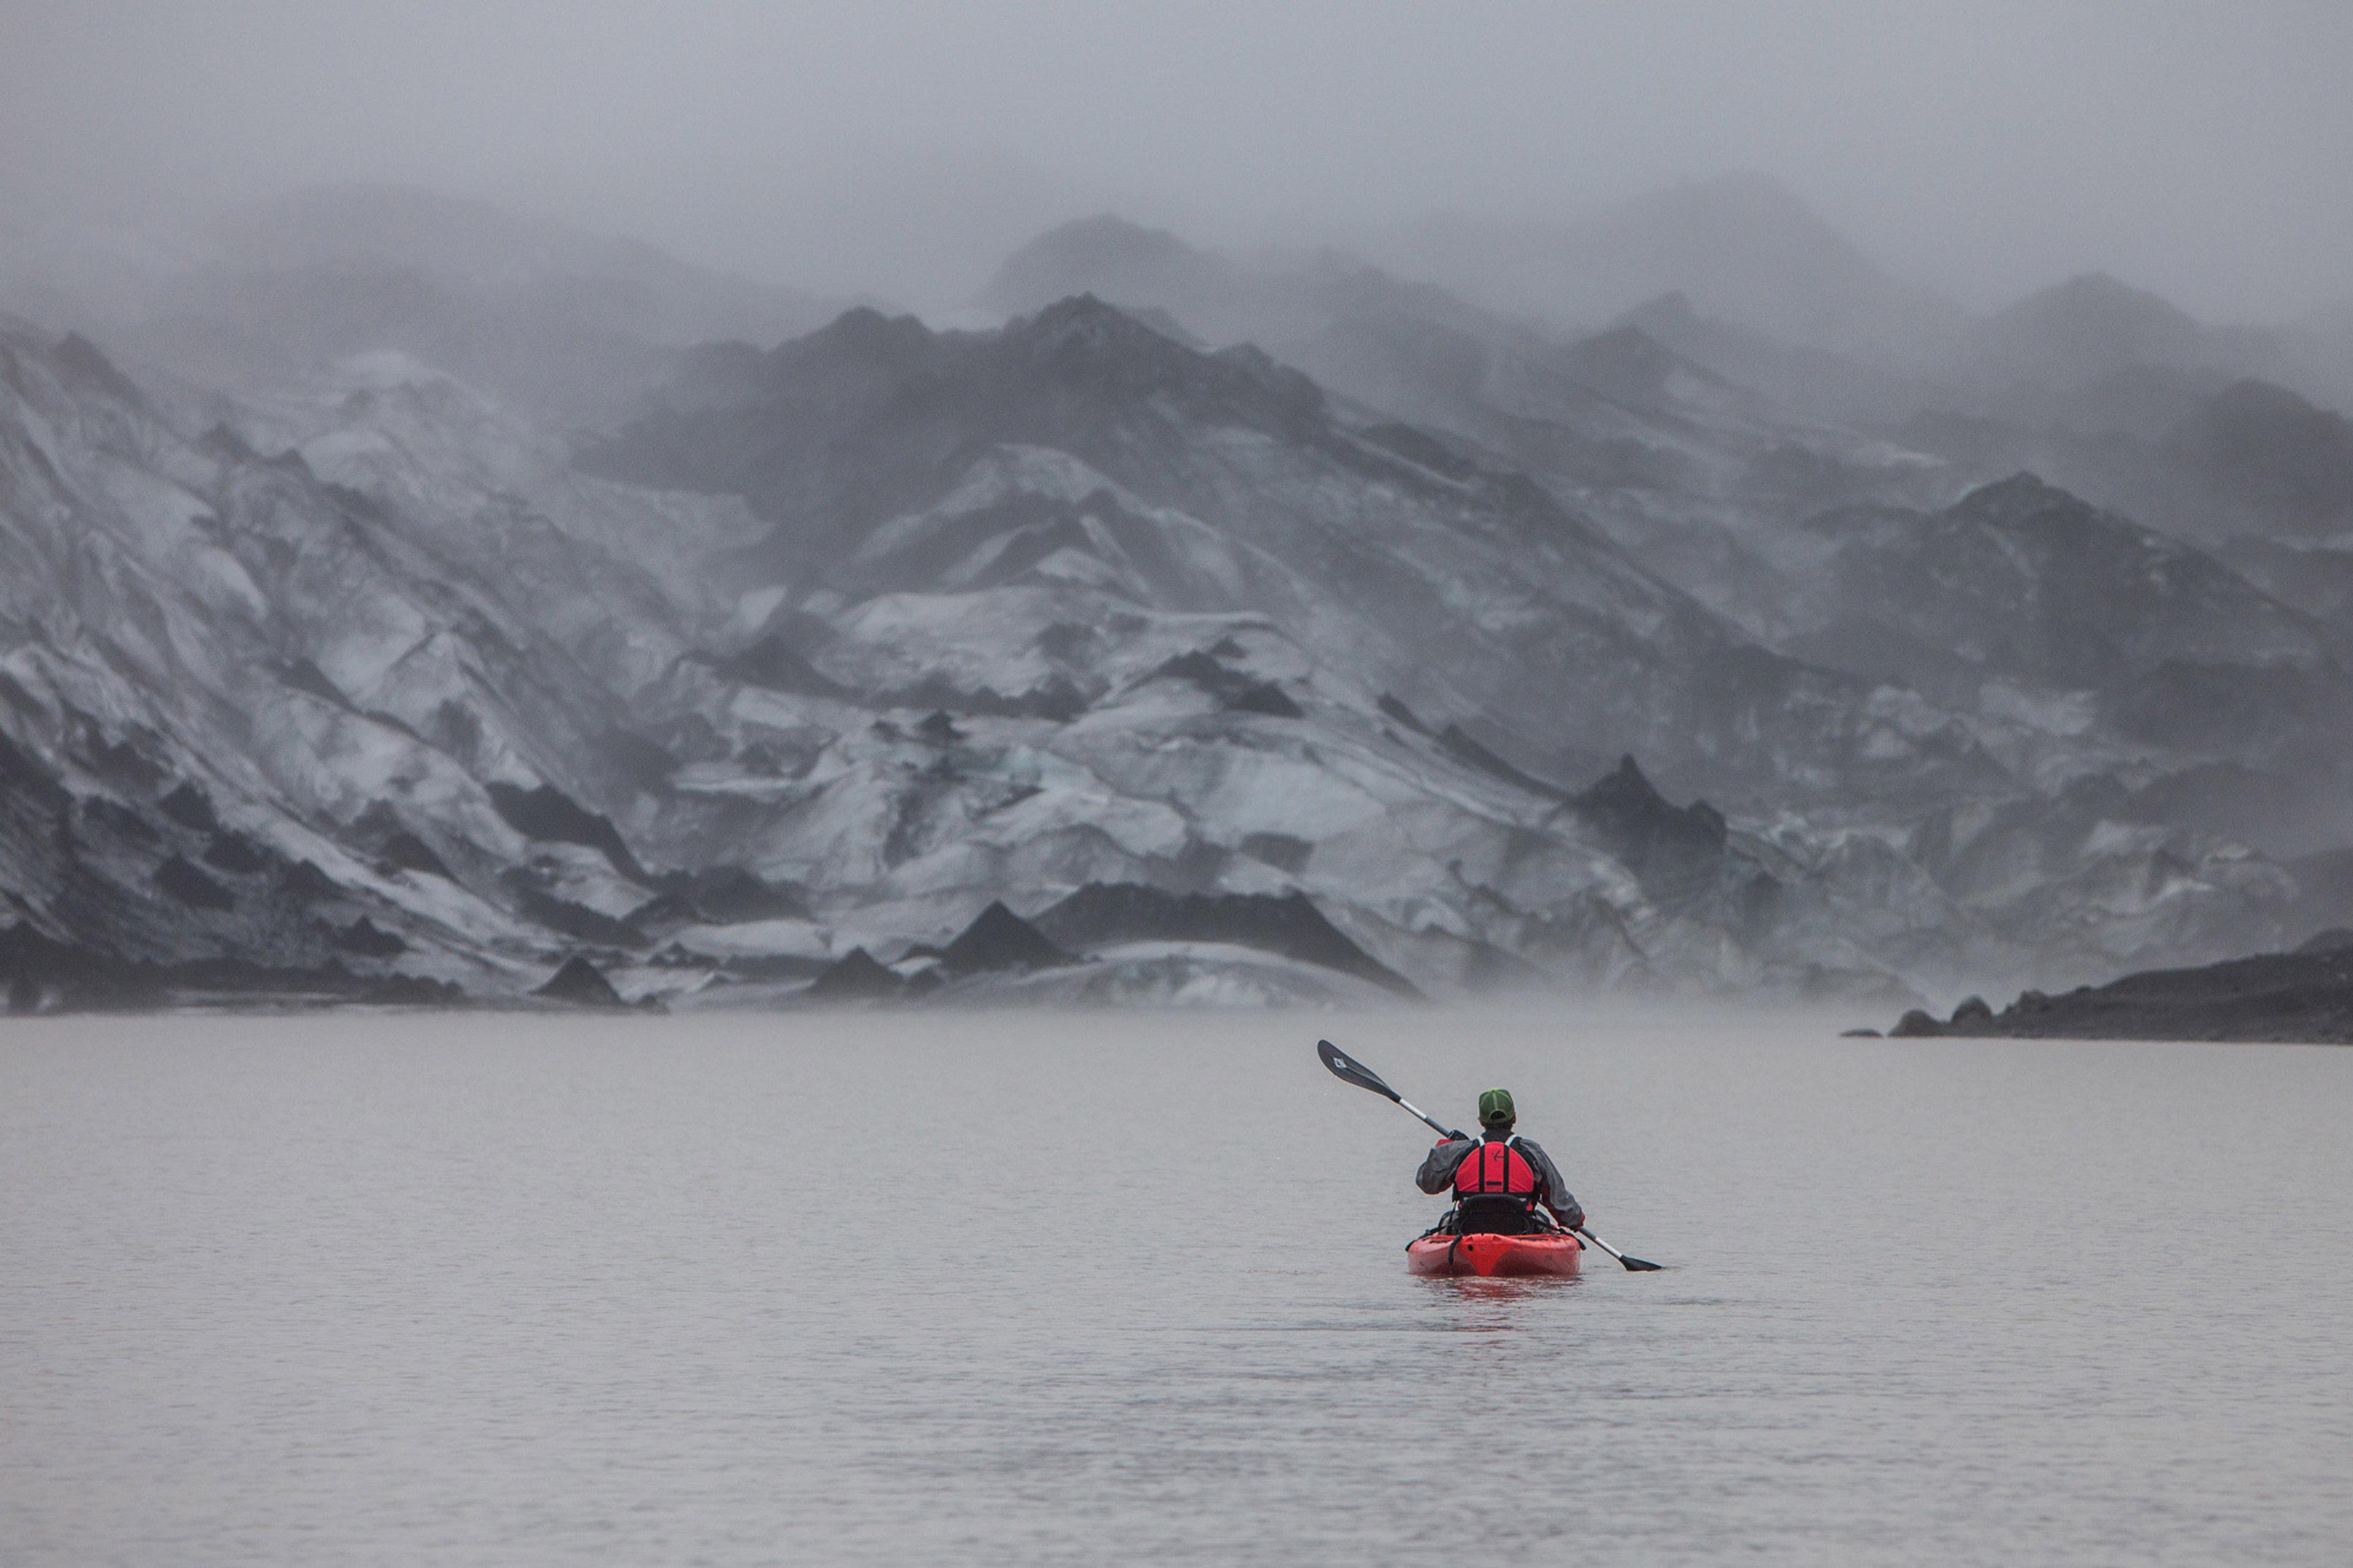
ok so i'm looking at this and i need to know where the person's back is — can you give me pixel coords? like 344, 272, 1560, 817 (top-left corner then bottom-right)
1414, 1088, 1584, 1235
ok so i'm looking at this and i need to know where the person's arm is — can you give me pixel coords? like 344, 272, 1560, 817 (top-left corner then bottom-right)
1514, 1138, 1585, 1229
1415, 1137, 1476, 1194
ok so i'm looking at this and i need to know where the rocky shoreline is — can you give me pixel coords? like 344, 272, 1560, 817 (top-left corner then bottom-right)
1884, 931, 2353, 1044
0, 887, 1420, 1015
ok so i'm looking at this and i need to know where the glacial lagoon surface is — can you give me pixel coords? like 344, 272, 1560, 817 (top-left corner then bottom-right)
4, 1007, 2349, 1566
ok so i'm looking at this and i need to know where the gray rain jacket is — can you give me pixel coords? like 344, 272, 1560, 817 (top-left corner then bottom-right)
1416, 1132, 1583, 1229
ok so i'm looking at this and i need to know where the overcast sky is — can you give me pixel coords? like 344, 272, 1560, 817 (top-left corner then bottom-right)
4, 0, 2349, 319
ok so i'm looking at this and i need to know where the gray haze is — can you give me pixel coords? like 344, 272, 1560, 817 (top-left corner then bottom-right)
4, 0, 2351, 320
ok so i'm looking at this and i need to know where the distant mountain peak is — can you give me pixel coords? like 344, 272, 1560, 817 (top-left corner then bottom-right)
1020, 289, 1149, 334
1949, 473, 2193, 545
1944, 472, 2111, 534
2202, 375, 2327, 422
995, 294, 1325, 433
1962, 471, 2067, 506
1998, 271, 2202, 333
1980, 273, 2206, 380
1029, 213, 1198, 267
1009, 292, 1194, 361
807, 302, 934, 350
979, 213, 1227, 316
771, 304, 942, 379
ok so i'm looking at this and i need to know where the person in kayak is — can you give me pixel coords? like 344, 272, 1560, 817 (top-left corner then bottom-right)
1415, 1088, 1585, 1237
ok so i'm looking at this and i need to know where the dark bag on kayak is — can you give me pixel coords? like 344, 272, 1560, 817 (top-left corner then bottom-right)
1451, 1195, 1540, 1235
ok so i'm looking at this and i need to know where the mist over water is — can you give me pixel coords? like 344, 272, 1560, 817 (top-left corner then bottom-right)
6, 1010, 2350, 1565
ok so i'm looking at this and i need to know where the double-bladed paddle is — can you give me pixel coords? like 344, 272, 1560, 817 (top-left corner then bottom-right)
1316, 1037, 1664, 1271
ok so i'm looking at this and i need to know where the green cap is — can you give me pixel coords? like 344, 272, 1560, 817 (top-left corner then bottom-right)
1477, 1088, 1516, 1127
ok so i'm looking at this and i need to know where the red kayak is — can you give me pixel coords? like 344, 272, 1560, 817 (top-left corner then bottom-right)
1408, 1230, 1583, 1278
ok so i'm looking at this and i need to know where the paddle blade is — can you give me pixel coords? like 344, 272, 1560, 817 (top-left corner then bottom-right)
1316, 1038, 1400, 1100
1618, 1255, 1664, 1272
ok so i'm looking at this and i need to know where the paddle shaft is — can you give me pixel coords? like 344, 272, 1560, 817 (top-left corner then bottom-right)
1392, 1094, 1461, 1143
1571, 1227, 1643, 1268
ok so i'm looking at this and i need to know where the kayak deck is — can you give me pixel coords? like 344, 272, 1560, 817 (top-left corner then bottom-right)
1407, 1230, 1583, 1278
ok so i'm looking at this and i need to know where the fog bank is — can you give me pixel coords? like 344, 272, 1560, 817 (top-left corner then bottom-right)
4, 1, 2350, 319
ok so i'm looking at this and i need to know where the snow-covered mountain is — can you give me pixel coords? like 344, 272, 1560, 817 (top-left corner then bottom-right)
0, 311, 1984, 1007
591, 296, 2001, 807
6, 187, 2353, 1012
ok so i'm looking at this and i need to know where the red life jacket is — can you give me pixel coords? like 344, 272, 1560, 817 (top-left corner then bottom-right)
1453, 1135, 1539, 1203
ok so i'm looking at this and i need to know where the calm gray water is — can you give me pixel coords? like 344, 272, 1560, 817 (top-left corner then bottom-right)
4, 1008, 2350, 1566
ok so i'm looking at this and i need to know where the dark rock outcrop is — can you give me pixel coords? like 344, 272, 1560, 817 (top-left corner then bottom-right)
487, 782, 653, 883
202, 832, 269, 874
1146, 651, 1302, 719
377, 830, 453, 879
1567, 755, 1747, 911
706, 634, 855, 699
687, 866, 808, 923
0, 924, 148, 1007
330, 917, 407, 957
278, 861, 338, 902
154, 855, 234, 910
534, 955, 626, 1008
1575, 754, 1724, 857
1239, 832, 1312, 874
158, 782, 221, 833
502, 871, 650, 949
1439, 724, 1572, 802
933, 901, 1074, 976
871, 674, 1087, 722
627, 866, 809, 927
1377, 694, 1430, 735
353, 803, 455, 880
805, 946, 905, 1001
0, 730, 70, 811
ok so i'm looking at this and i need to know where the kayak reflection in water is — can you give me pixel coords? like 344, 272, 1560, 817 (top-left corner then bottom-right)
1414, 1088, 1586, 1237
